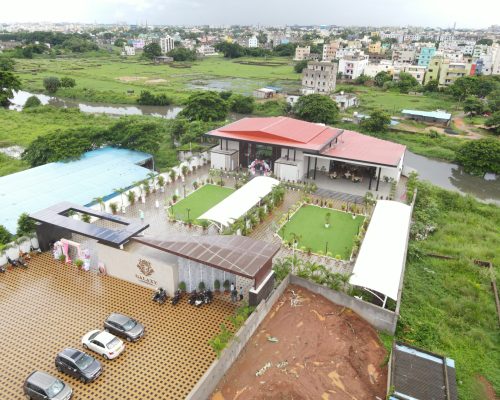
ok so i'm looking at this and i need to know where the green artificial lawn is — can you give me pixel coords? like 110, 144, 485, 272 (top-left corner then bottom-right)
170, 184, 234, 223
279, 205, 365, 259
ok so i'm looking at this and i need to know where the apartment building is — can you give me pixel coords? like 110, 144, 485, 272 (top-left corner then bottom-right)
417, 46, 436, 67
322, 41, 340, 62
368, 41, 382, 54
424, 57, 474, 86
338, 53, 369, 80
196, 45, 218, 56
394, 65, 427, 84
301, 61, 338, 94
159, 36, 175, 54
294, 45, 311, 61
364, 60, 395, 77
392, 49, 416, 65
248, 36, 258, 48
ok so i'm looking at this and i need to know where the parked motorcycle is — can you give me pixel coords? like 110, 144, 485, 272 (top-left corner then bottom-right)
203, 290, 213, 304
171, 290, 182, 306
188, 290, 199, 306
7, 256, 27, 269
152, 287, 167, 304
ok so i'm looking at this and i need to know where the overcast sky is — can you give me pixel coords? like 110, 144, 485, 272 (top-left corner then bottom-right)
1, 0, 499, 28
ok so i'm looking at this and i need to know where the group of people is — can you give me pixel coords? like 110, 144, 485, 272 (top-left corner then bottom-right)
230, 282, 244, 303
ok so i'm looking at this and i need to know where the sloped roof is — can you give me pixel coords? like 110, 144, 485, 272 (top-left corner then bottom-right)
402, 109, 452, 120
132, 235, 280, 279
207, 117, 342, 151
320, 130, 406, 167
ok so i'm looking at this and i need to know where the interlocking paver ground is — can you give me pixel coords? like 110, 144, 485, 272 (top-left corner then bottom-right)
0, 253, 235, 400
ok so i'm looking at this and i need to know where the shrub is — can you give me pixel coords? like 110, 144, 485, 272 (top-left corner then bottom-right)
0, 225, 13, 245
198, 281, 206, 291
179, 281, 187, 291
16, 212, 37, 237
60, 77, 76, 88
24, 95, 41, 108
223, 279, 230, 291
127, 191, 136, 205
214, 279, 221, 290
229, 94, 255, 114
43, 76, 60, 93
74, 259, 84, 268
109, 202, 118, 214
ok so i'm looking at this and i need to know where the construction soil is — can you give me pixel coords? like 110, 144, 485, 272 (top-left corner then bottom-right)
213, 284, 388, 400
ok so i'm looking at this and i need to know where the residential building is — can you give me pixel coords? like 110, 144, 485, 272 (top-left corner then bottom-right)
425, 57, 475, 86
322, 41, 340, 62
196, 45, 218, 56
472, 44, 490, 58
364, 60, 395, 77
417, 46, 436, 67
367, 52, 386, 64
294, 45, 311, 61
159, 36, 175, 54
248, 36, 259, 48
121, 45, 135, 56
392, 49, 416, 65
338, 53, 369, 80
333, 92, 359, 110
368, 41, 382, 54
301, 61, 338, 95
395, 65, 427, 84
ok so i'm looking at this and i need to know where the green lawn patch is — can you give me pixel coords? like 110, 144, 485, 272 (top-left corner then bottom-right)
278, 205, 365, 259
170, 184, 234, 223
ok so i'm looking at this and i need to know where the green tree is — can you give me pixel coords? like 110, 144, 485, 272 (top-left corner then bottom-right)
23, 95, 42, 108
143, 42, 162, 59
476, 38, 493, 46
137, 90, 171, 106
214, 42, 245, 58
114, 38, 126, 47
448, 76, 478, 100
484, 111, 500, 135
179, 91, 228, 121
170, 117, 189, 142
294, 60, 308, 73
292, 94, 339, 124
43, 76, 61, 93
60, 77, 76, 88
487, 89, 500, 112
456, 138, 500, 175
0, 65, 21, 106
424, 79, 439, 92
167, 47, 197, 61
257, 32, 267, 45
0, 225, 13, 245
16, 212, 37, 237
360, 110, 391, 132
374, 71, 392, 87
396, 72, 419, 93
229, 94, 255, 114
463, 96, 486, 116
273, 43, 296, 57
219, 91, 233, 100
354, 74, 371, 85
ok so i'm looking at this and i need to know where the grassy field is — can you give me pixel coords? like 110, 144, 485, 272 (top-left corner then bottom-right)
15, 55, 300, 105
169, 184, 234, 223
337, 84, 459, 115
396, 182, 500, 399
279, 205, 365, 259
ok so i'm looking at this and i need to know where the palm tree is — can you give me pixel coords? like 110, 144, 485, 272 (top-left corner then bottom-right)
147, 171, 157, 191
113, 187, 127, 210
93, 197, 105, 212
133, 181, 143, 197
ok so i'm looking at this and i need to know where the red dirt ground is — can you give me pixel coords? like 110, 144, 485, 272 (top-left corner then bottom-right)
212, 284, 388, 400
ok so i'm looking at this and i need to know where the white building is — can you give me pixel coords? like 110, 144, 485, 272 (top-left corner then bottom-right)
322, 41, 340, 62
395, 65, 427, 84
333, 92, 359, 110
248, 36, 259, 48
121, 45, 135, 56
159, 36, 175, 54
338, 53, 369, 80
196, 45, 218, 56
364, 60, 396, 77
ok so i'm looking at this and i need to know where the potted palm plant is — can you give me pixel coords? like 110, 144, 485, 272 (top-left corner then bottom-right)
109, 202, 118, 214
127, 191, 136, 206
214, 279, 221, 292
157, 175, 165, 193
223, 280, 230, 293
178, 281, 187, 293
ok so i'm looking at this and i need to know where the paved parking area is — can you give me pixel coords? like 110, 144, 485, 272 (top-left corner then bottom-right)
0, 253, 235, 400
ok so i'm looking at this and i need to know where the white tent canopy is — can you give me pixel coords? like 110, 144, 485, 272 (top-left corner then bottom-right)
200, 176, 279, 228
350, 200, 412, 303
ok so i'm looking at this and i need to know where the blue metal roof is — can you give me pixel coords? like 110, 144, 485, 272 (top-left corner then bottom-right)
402, 109, 452, 120
0, 147, 152, 233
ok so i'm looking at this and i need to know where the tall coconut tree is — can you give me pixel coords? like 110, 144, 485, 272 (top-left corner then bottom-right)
93, 197, 105, 212
113, 187, 127, 210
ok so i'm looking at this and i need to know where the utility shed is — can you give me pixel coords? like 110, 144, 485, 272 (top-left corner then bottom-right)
401, 109, 452, 126
388, 342, 458, 400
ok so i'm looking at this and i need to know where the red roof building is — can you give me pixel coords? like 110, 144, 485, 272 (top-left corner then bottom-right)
207, 117, 406, 194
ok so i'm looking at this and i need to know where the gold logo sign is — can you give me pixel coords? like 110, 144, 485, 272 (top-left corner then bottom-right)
137, 259, 154, 276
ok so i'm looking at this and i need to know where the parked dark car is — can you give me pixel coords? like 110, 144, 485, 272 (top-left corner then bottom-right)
104, 313, 145, 342
55, 348, 102, 383
23, 371, 72, 400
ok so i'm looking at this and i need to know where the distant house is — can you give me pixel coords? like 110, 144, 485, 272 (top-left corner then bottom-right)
153, 56, 174, 64
301, 61, 338, 95
253, 88, 276, 99
248, 36, 259, 48
333, 92, 359, 110
401, 109, 451, 126
294, 45, 310, 61
121, 46, 135, 56
196, 45, 218, 56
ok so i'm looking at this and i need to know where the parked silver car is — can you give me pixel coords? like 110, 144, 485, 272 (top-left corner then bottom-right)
23, 371, 72, 400
104, 313, 145, 342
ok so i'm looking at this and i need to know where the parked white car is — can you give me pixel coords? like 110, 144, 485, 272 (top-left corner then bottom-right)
81, 330, 125, 360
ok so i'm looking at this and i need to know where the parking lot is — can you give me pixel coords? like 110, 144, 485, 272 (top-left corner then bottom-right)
0, 253, 235, 400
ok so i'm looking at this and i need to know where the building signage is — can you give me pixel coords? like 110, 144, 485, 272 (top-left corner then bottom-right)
135, 259, 158, 286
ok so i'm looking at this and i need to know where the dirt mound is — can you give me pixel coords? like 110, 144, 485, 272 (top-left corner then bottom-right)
116, 76, 147, 82
213, 285, 388, 400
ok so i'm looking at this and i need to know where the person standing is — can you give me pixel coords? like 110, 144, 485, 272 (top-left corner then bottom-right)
139, 209, 145, 222
239, 286, 243, 301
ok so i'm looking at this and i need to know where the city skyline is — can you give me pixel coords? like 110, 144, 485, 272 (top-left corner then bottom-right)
1, 0, 499, 29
